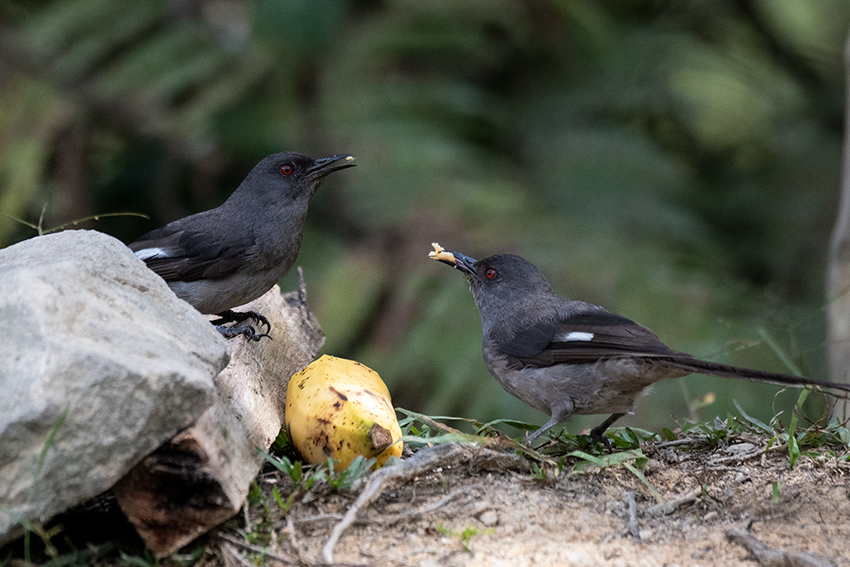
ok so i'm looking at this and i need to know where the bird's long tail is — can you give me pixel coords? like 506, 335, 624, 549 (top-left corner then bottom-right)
658, 357, 850, 401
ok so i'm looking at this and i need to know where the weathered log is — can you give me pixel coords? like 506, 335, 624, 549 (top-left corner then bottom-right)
113, 280, 324, 556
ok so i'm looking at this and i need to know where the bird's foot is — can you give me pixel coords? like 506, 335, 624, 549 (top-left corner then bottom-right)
588, 426, 613, 453
211, 310, 271, 341
212, 310, 271, 333
214, 323, 270, 342
523, 427, 550, 449
587, 412, 625, 453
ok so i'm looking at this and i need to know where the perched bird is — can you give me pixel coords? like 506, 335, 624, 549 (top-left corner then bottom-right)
130, 152, 355, 340
429, 243, 850, 446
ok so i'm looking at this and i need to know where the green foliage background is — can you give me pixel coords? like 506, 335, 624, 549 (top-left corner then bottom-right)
1, 0, 848, 436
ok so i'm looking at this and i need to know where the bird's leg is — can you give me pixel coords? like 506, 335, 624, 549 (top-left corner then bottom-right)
524, 416, 561, 447
588, 413, 626, 453
211, 310, 271, 341
525, 401, 575, 447
212, 310, 272, 333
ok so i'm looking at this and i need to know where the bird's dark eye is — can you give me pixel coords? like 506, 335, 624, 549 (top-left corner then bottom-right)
280, 164, 294, 176
485, 268, 497, 279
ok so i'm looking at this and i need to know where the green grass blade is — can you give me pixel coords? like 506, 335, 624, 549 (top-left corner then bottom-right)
622, 462, 663, 504
787, 388, 809, 468
732, 399, 773, 434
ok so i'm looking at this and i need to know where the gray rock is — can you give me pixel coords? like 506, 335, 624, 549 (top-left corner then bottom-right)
114, 282, 326, 556
0, 230, 230, 544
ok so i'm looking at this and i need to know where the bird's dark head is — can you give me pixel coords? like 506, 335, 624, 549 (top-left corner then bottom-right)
237, 151, 356, 205
429, 244, 557, 323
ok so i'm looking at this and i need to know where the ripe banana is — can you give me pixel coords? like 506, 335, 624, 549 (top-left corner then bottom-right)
285, 355, 403, 468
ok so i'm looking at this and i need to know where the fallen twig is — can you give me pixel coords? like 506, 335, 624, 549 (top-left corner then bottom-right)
726, 528, 836, 567
655, 438, 700, 449
219, 540, 259, 567
322, 443, 525, 563
624, 491, 639, 540
416, 414, 467, 436
218, 532, 379, 567
377, 486, 478, 523
285, 515, 311, 567
645, 488, 702, 517
217, 533, 300, 566
287, 513, 345, 525
709, 444, 787, 466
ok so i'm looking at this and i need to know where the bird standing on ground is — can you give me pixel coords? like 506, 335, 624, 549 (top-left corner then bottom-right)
429, 243, 850, 446
130, 152, 355, 340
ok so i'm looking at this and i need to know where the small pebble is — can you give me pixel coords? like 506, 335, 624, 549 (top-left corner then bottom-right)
724, 443, 755, 455
479, 510, 498, 526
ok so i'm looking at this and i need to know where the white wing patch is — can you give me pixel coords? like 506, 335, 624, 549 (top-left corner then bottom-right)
134, 247, 169, 261
559, 331, 594, 342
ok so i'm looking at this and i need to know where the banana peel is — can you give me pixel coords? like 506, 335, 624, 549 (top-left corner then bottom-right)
285, 355, 403, 468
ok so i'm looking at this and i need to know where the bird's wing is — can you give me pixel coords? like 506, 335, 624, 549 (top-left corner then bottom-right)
501, 310, 693, 369
129, 222, 256, 282
497, 306, 850, 401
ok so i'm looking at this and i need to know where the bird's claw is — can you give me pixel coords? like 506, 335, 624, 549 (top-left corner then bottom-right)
214, 323, 271, 342
588, 428, 613, 453
212, 309, 272, 341
252, 313, 271, 333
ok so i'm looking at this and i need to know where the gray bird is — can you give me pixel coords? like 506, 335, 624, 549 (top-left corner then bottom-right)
130, 152, 355, 340
430, 245, 850, 446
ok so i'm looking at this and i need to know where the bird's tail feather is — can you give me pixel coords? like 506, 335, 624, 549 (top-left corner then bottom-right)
659, 357, 850, 401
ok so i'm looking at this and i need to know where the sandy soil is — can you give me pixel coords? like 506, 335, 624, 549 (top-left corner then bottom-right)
212, 439, 850, 567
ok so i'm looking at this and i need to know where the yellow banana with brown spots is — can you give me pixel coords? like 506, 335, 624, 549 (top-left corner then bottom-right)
285, 355, 403, 468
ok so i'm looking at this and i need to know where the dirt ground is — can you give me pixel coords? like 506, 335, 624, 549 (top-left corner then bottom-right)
211, 439, 850, 567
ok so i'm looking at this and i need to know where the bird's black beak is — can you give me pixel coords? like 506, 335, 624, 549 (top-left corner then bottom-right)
428, 243, 477, 277
308, 154, 356, 180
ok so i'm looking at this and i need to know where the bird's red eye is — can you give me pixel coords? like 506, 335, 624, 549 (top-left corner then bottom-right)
280, 164, 294, 175
485, 268, 497, 279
